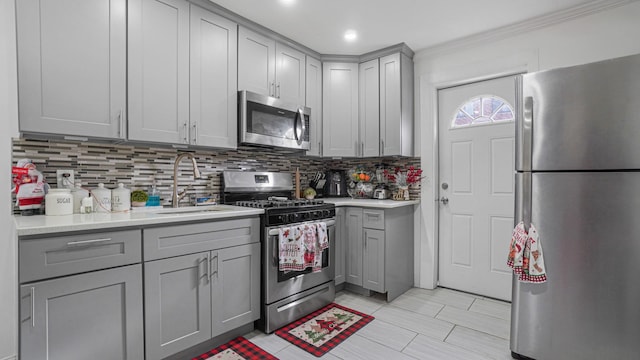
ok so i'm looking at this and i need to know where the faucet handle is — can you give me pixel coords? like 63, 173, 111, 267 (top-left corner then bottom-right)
176, 184, 194, 204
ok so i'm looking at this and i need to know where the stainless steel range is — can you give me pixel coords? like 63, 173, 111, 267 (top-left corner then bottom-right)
223, 171, 336, 333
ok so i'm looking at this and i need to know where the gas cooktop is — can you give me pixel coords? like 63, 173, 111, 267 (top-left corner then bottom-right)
235, 198, 325, 209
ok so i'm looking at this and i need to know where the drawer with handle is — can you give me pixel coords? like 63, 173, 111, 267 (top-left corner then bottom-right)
20, 229, 142, 283
363, 209, 385, 230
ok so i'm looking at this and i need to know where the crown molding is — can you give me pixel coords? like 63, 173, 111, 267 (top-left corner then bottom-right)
415, 0, 636, 59
192, 0, 322, 59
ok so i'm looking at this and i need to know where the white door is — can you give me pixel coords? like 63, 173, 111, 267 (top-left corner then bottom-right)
438, 75, 516, 301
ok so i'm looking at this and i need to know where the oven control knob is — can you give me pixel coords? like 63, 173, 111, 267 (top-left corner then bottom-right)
288, 213, 298, 222
322, 210, 330, 218
302, 212, 310, 220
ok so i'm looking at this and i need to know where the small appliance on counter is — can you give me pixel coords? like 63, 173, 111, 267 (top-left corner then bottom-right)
324, 170, 348, 197
372, 185, 391, 200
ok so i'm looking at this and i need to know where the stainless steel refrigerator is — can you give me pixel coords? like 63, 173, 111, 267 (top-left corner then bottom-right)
511, 53, 640, 360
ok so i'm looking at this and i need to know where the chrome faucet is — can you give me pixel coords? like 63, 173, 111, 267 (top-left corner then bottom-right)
172, 153, 201, 208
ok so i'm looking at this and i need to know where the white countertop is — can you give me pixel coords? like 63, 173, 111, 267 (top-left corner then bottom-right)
323, 197, 419, 208
13, 205, 264, 237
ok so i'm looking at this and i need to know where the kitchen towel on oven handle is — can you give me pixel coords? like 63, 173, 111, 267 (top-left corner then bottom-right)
279, 222, 329, 272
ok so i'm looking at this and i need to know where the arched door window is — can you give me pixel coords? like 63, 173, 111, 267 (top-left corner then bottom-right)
451, 95, 514, 128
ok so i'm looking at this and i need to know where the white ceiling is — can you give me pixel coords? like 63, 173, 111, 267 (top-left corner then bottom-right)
209, 0, 602, 55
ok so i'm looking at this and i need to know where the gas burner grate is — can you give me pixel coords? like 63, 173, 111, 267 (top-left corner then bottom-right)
235, 199, 325, 209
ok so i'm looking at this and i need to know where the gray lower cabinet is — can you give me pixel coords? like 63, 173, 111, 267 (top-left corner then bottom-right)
362, 228, 385, 292
342, 206, 414, 301
144, 243, 260, 359
144, 252, 212, 360
334, 207, 346, 285
211, 243, 260, 337
345, 208, 363, 286
20, 264, 144, 360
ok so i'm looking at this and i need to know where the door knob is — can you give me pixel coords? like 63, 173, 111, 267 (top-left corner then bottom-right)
440, 197, 449, 205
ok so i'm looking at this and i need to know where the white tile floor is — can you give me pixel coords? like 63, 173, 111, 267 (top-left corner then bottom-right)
243, 287, 513, 360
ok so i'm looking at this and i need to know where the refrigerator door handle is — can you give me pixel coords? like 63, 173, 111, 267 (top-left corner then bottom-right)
515, 171, 532, 230
516, 75, 533, 172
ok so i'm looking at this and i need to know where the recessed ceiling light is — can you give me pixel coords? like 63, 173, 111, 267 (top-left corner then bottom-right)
279, 0, 296, 6
344, 30, 357, 42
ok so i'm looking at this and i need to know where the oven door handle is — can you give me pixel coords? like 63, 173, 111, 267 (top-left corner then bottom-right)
267, 219, 336, 236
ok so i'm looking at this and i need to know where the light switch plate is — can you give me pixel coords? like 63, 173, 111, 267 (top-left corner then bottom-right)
56, 169, 75, 189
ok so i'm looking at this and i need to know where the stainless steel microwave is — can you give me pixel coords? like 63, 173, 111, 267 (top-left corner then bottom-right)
239, 90, 310, 150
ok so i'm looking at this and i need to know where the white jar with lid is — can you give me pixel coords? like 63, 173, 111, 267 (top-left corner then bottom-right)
45, 189, 73, 216
71, 181, 89, 214
111, 183, 131, 212
92, 183, 112, 213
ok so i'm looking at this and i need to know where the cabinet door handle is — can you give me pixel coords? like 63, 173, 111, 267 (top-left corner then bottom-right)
381, 139, 384, 156
361, 142, 365, 157
204, 254, 210, 281
117, 109, 123, 138
211, 253, 219, 279
270, 82, 275, 97
30, 287, 35, 328
192, 123, 197, 144
276, 82, 281, 98
183, 123, 188, 143
364, 232, 367, 251
66, 238, 112, 246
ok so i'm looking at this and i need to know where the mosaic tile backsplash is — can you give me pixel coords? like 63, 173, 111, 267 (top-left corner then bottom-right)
12, 138, 421, 209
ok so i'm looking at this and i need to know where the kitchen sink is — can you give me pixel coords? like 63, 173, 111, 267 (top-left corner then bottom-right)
152, 205, 231, 215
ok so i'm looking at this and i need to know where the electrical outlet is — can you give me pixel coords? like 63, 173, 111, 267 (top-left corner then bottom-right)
56, 169, 75, 189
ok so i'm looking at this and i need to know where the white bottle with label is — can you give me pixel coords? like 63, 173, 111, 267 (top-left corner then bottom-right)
71, 181, 89, 214
111, 183, 131, 212
45, 189, 73, 216
92, 183, 112, 213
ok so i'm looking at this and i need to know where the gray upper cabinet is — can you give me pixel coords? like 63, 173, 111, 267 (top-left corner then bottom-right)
238, 27, 276, 97
322, 62, 359, 157
189, 5, 238, 148
20, 264, 144, 360
276, 43, 306, 105
306, 56, 323, 157
129, 0, 238, 148
238, 26, 306, 105
379, 53, 414, 156
128, 0, 190, 144
16, 0, 126, 139
359, 59, 381, 157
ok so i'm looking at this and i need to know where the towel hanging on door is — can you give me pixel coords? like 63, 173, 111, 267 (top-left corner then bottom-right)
508, 222, 547, 283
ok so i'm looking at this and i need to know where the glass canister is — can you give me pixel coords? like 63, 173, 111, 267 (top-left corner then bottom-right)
111, 183, 131, 212
92, 183, 112, 213
45, 189, 73, 216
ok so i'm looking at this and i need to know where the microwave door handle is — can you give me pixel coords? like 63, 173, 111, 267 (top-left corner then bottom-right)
295, 108, 305, 146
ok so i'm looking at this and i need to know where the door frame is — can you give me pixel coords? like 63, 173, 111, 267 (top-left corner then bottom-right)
416, 50, 539, 289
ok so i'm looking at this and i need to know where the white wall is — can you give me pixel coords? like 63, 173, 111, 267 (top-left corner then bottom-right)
1, 0, 19, 358
414, 1, 640, 289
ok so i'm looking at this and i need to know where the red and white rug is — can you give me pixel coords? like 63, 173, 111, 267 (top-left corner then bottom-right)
192, 336, 277, 360
275, 303, 374, 357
